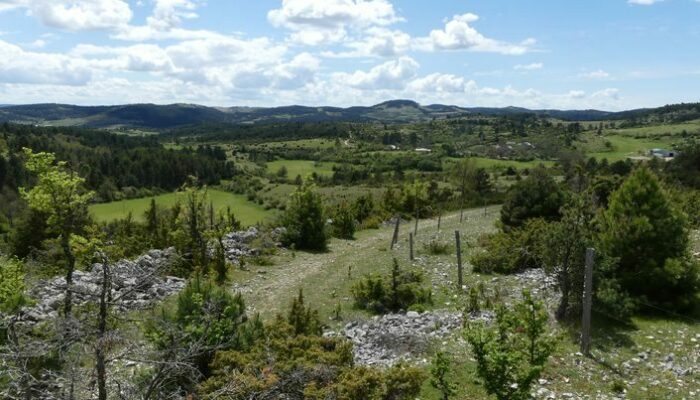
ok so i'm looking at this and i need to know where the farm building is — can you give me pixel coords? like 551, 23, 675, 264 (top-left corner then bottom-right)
649, 148, 678, 158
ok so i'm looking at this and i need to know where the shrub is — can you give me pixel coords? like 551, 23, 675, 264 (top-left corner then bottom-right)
500, 167, 564, 230
471, 219, 549, 274
430, 351, 456, 400
332, 202, 356, 240
465, 291, 555, 400
280, 181, 328, 251
424, 238, 451, 255
351, 258, 432, 314
597, 166, 700, 313
0, 255, 26, 313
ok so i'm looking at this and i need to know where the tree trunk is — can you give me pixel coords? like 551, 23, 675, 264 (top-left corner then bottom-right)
95, 257, 111, 400
61, 232, 75, 317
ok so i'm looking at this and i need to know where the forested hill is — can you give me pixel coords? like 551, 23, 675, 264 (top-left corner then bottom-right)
0, 123, 233, 204
2, 101, 698, 129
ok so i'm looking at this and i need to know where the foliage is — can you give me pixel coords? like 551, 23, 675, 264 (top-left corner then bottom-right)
597, 166, 699, 313
351, 258, 432, 314
471, 219, 549, 274
424, 238, 451, 255
280, 181, 328, 251
465, 291, 555, 400
0, 255, 26, 313
430, 351, 456, 400
287, 289, 323, 336
500, 167, 564, 229
145, 276, 263, 377
332, 201, 356, 240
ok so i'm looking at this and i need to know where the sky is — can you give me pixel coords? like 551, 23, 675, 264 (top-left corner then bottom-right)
0, 0, 699, 110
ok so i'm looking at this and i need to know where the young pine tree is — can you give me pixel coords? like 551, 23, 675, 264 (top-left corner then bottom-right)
430, 352, 456, 400
281, 181, 328, 251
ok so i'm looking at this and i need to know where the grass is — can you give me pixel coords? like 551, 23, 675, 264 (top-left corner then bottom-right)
265, 160, 337, 178
227, 206, 699, 399
583, 134, 679, 161
445, 156, 555, 170
89, 189, 273, 226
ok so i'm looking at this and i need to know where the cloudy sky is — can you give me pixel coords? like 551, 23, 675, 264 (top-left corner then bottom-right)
0, 0, 699, 110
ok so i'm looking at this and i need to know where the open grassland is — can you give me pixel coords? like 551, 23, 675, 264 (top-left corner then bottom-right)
265, 159, 337, 178
250, 138, 339, 150
580, 133, 680, 161
89, 189, 273, 226
608, 121, 700, 137
445, 156, 555, 170
229, 207, 700, 399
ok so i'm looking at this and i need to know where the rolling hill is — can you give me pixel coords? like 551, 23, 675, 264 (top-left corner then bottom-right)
1, 100, 698, 129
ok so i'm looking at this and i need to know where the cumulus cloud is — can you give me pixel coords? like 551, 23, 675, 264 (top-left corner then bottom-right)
0, 39, 92, 85
406, 73, 475, 93
514, 62, 543, 70
415, 13, 535, 55
1, 0, 132, 31
336, 56, 419, 90
268, 0, 401, 45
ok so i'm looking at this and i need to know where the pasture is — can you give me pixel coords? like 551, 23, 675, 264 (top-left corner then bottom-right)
89, 189, 272, 226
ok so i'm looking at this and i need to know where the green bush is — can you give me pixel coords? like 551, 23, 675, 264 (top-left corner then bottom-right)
332, 202, 356, 240
424, 238, 451, 255
351, 258, 432, 314
471, 219, 549, 274
280, 181, 328, 251
597, 166, 700, 313
500, 167, 564, 230
465, 291, 555, 400
0, 255, 26, 313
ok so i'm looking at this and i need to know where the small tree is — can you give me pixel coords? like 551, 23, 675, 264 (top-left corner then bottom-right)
500, 167, 564, 230
597, 166, 699, 312
333, 202, 356, 240
20, 148, 93, 317
430, 352, 456, 400
465, 291, 554, 400
281, 181, 328, 251
287, 289, 323, 336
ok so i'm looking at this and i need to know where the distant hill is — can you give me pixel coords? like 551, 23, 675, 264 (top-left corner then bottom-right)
0, 100, 697, 129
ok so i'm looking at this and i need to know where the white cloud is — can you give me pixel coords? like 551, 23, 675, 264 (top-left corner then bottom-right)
268, 0, 401, 45
567, 90, 586, 99
327, 27, 411, 58
406, 73, 476, 93
580, 69, 611, 79
336, 56, 419, 90
1, 0, 133, 31
0, 39, 92, 85
514, 62, 543, 70
628, 0, 664, 5
415, 13, 534, 55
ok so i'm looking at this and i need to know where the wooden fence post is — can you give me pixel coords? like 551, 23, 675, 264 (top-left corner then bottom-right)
455, 230, 463, 288
414, 208, 419, 236
409, 233, 414, 261
437, 214, 442, 232
390, 216, 400, 249
581, 248, 595, 356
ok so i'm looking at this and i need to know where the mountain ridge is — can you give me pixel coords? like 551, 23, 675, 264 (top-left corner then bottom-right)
1, 100, 698, 129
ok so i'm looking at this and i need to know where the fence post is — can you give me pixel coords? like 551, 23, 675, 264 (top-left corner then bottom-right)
390, 216, 400, 249
409, 232, 414, 261
581, 248, 595, 356
414, 208, 419, 236
437, 214, 442, 232
455, 230, 463, 288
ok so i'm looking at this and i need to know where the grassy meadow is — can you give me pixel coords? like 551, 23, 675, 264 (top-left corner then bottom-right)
89, 189, 273, 226
265, 159, 337, 178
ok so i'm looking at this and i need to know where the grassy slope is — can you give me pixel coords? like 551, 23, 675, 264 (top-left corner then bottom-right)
89, 189, 272, 226
265, 160, 337, 178
229, 208, 700, 399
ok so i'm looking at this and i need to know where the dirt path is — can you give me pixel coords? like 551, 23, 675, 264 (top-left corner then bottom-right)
232, 207, 497, 318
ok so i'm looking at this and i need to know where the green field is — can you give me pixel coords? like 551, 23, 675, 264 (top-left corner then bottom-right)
266, 160, 337, 178
89, 189, 272, 226
445, 157, 555, 170
583, 134, 679, 161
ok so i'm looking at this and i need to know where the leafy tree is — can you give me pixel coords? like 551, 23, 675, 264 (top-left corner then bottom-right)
597, 166, 699, 312
500, 167, 564, 230
451, 159, 478, 212
430, 351, 456, 400
465, 291, 554, 400
20, 148, 93, 316
281, 181, 328, 251
0, 255, 26, 313
541, 195, 595, 320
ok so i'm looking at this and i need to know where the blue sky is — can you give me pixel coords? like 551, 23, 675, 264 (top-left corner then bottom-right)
0, 0, 699, 110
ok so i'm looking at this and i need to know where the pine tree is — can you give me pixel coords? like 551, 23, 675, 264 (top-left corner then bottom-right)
281, 181, 328, 251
